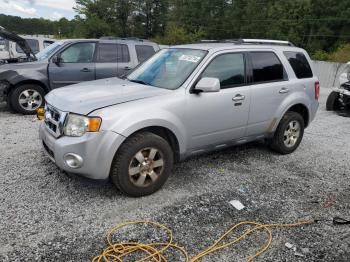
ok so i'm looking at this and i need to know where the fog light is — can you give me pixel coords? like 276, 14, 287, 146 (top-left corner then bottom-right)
64, 153, 83, 169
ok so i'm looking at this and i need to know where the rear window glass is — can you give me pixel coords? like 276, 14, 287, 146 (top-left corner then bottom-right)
250, 52, 286, 83
16, 39, 40, 54
97, 43, 117, 62
135, 45, 156, 63
117, 44, 130, 63
284, 51, 313, 79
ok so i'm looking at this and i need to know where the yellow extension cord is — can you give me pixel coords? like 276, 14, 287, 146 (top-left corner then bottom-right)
92, 220, 314, 262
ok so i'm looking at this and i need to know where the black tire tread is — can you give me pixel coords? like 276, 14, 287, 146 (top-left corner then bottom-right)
326, 91, 341, 111
110, 132, 173, 197
10, 84, 45, 115
270, 112, 305, 155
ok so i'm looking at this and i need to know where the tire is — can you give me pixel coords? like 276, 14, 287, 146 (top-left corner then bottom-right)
10, 84, 45, 115
269, 112, 305, 154
111, 132, 174, 197
326, 91, 341, 111
6, 89, 16, 112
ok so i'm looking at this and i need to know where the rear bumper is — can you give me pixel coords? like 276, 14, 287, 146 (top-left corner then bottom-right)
39, 122, 126, 180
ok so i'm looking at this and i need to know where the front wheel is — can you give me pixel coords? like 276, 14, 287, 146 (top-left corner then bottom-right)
269, 112, 305, 154
110, 132, 174, 197
10, 84, 45, 115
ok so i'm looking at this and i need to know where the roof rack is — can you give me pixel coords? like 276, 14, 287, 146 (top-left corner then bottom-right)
196, 38, 294, 46
236, 39, 294, 46
99, 36, 145, 42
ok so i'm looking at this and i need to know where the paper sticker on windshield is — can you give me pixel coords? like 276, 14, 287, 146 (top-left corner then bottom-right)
179, 55, 201, 63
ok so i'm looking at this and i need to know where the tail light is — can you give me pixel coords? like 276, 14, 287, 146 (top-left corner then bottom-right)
314, 81, 320, 100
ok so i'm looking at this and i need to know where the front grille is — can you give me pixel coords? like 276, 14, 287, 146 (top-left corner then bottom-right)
44, 104, 67, 138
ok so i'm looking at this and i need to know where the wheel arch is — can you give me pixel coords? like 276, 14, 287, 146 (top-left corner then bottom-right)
12, 79, 49, 94
285, 103, 310, 127
116, 126, 181, 163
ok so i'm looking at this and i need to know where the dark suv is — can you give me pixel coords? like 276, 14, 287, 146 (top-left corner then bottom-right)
0, 38, 159, 114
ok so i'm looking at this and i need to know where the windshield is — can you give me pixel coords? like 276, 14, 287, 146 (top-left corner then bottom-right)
127, 48, 207, 90
36, 41, 64, 61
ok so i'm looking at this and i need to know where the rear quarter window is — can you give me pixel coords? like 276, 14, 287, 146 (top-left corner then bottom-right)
250, 52, 287, 83
284, 51, 313, 79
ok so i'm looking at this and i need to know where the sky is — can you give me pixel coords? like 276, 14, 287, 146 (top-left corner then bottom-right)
0, 0, 76, 20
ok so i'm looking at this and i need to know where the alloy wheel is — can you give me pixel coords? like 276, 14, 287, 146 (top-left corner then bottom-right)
128, 147, 165, 187
18, 89, 42, 111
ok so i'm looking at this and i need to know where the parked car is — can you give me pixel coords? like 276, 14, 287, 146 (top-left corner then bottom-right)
39, 39, 319, 197
326, 61, 350, 113
0, 26, 55, 64
0, 38, 159, 114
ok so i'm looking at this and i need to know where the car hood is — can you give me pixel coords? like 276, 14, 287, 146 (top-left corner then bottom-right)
0, 60, 47, 72
45, 78, 172, 115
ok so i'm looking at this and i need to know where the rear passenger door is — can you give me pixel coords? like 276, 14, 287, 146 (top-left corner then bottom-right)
116, 44, 133, 76
95, 43, 119, 79
246, 51, 289, 136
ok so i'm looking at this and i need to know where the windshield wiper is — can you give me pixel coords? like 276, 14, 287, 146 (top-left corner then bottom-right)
128, 79, 149, 85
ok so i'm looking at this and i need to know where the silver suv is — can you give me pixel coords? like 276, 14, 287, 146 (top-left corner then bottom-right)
39, 39, 319, 197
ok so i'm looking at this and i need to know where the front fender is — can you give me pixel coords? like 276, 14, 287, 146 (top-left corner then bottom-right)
0, 67, 49, 90
97, 108, 188, 155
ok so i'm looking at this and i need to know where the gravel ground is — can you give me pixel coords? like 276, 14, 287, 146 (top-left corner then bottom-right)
0, 88, 349, 262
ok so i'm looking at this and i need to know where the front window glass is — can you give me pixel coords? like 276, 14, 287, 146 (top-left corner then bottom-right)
60, 42, 96, 63
36, 41, 63, 61
201, 53, 245, 89
127, 48, 207, 90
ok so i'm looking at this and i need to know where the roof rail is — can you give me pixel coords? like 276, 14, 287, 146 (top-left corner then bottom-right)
99, 36, 145, 42
236, 39, 295, 46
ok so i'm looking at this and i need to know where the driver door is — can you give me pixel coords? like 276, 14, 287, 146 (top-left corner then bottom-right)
186, 52, 251, 150
48, 42, 96, 89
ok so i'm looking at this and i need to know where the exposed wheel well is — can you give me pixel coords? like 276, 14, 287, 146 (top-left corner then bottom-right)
126, 126, 180, 162
10, 80, 48, 94
287, 104, 309, 127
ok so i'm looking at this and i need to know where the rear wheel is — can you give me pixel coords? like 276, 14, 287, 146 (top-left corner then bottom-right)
269, 112, 304, 154
111, 132, 174, 197
10, 84, 45, 115
326, 91, 342, 111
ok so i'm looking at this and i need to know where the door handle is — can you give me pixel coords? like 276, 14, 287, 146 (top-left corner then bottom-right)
279, 87, 289, 94
124, 67, 132, 70
81, 68, 91, 72
232, 94, 245, 102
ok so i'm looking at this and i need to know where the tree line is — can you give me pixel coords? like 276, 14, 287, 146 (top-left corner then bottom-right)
1, 0, 350, 61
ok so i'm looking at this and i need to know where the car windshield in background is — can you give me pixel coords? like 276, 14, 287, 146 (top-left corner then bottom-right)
127, 48, 207, 90
36, 42, 63, 61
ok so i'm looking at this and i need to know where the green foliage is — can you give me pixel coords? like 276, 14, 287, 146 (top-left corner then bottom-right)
152, 25, 205, 45
312, 44, 350, 62
0, 0, 350, 57
312, 50, 329, 61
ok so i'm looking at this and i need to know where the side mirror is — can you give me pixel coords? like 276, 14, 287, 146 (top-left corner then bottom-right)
51, 56, 61, 66
194, 77, 220, 93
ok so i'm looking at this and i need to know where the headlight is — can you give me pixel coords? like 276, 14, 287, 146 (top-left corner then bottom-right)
63, 113, 102, 137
